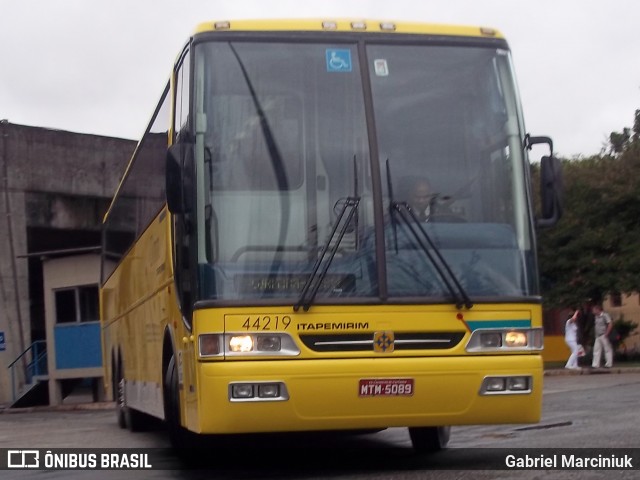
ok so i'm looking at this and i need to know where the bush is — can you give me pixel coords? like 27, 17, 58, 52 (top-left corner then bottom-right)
610, 316, 638, 350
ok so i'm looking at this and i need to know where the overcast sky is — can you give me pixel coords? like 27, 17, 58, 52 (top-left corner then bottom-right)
1, 0, 639, 158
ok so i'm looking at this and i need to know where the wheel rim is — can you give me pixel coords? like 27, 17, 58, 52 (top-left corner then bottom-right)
118, 378, 125, 409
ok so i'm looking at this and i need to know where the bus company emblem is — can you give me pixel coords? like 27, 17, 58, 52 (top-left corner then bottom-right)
373, 331, 394, 353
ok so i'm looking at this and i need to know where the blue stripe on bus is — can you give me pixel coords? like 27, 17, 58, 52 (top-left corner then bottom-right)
466, 320, 531, 331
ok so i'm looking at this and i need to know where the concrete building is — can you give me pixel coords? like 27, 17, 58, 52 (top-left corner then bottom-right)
0, 121, 133, 406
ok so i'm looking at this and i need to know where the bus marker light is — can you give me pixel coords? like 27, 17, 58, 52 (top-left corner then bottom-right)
379, 22, 397, 31
351, 21, 367, 30
214, 21, 231, 30
480, 27, 497, 37
322, 21, 338, 30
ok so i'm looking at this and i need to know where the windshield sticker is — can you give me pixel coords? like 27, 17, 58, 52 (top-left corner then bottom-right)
374, 59, 389, 76
326, 49, 352, 72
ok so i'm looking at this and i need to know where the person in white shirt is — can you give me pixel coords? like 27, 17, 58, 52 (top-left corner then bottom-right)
564, 310, 581, 370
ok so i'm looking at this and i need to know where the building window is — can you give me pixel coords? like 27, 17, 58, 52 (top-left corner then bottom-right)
54, 285, 99, 323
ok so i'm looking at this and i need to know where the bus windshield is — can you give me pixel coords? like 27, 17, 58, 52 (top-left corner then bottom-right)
193, 39, 537, 305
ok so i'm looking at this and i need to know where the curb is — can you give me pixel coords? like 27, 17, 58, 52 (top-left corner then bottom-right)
0, 401, 115, 415
543, 367, 640, 376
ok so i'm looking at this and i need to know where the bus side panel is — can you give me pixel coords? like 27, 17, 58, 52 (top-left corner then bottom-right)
101, 209, 172, 420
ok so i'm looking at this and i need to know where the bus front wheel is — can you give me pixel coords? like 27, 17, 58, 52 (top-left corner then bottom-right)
165, 355, 193, 449
408, 426, 451, 454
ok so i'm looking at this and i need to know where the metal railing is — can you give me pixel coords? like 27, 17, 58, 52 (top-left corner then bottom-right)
7, 340, 47, 402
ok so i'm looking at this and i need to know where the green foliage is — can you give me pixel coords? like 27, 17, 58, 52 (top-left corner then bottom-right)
610, 316, 638, 350
537, 110, 640, 308
609, 128, 630, 154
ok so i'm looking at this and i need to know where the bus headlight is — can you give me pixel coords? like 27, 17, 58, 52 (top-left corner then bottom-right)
504, 331, 527, 347
466, 328, 543, 352
225, 333, 300, 357
479, 332, 502, 348
229, 335, 254, 353
256, 335, 281, 352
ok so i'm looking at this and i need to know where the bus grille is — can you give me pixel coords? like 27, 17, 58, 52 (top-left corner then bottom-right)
299, 332, 465, 352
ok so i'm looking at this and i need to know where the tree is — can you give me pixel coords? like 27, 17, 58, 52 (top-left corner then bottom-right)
537, 110, 640, 308
609, 128, 630, 154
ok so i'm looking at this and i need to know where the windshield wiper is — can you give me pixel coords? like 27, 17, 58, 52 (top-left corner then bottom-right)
294, 196, 360, 312
393, 202, 473, 309
386, 160, 472, 310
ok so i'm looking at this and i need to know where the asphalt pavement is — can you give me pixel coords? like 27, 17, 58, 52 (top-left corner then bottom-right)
3, 364, 640, 412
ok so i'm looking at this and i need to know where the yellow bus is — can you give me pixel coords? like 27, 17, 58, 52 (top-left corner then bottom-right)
101, 19, 562, 452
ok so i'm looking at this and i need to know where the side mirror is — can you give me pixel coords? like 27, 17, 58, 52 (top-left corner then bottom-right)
539, 154, 563, 226
166, 144, 183, 214
527, 135, 563, 228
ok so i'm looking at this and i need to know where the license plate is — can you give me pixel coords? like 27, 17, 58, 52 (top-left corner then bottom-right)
359, 378, 414, 397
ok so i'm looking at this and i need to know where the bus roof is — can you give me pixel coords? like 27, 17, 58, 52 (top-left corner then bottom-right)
193, 19, 504, 39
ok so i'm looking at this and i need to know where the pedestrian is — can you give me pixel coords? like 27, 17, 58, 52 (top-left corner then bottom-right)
564, 310, 581, 370
591, 304, 614, 368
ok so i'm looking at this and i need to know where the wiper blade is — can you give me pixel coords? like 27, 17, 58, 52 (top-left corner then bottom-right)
294, 197, 360, 312
392, 201, 473, 310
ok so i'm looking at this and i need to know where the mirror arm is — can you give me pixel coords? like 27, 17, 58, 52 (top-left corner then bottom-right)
525, 134, 554, 157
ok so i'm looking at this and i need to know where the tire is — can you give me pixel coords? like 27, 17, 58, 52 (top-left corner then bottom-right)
125, 403, 150, 432
165, 355, 192, 449
117, 356, 149, 432
114, 359, 126, 429
408, 426, 451, 454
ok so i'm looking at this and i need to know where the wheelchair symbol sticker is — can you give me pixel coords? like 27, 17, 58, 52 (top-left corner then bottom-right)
326, 49, 352, 72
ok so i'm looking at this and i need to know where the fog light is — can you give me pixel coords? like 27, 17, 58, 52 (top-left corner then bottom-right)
506, 376, 529, 391
258, 384, 280, 398
505, 331, 527, 347
485, 377, 506, 392
229, 335, 253, 352
257, 335, 281, 352
480, 332, 502, 348
232, 384, 254, 399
